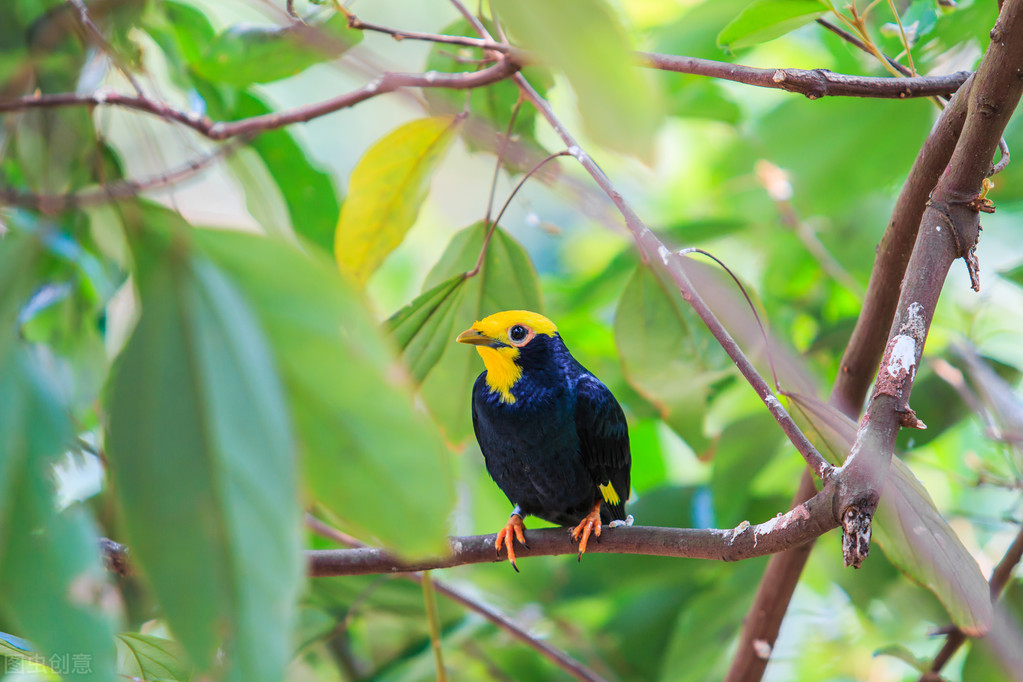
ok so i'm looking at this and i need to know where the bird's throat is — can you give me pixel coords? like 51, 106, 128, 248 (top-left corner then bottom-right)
476, 346, 522, 404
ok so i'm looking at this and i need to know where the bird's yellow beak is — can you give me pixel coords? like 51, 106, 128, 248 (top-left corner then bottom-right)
456, 327, 494, 346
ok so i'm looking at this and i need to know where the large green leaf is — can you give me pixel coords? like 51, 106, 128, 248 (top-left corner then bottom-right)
787, 392, 993, 636
105, 216, 302, 682
492, 0, 663, 160
416, 222, 544, 442
193, 13, 361, 86
718, 0, 828, 51
194, 228, 456, 556
614, 265, 730, 454
335, 116, 461, 286
0, 231, 117, 681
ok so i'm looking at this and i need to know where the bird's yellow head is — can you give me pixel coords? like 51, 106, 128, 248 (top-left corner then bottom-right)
456, 310, 558, 404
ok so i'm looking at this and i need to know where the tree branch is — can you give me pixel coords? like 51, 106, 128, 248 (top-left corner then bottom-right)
307, 497, 839, 577
725, 471, 818, 681
0, 58, 520, 141
641, 53, 968, 100
724, 80, 972, 675
829, 77, 973, 417
835, 0, 1023, 568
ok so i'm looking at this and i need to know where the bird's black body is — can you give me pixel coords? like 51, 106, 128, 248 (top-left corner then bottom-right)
470, 331, 631, 526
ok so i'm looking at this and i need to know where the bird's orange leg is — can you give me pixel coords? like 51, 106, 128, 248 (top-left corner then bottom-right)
570, 501, 603, 561
495, 512, 528, 572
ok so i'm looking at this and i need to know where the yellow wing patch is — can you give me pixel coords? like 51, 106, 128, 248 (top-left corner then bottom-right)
599, 482, 621, 506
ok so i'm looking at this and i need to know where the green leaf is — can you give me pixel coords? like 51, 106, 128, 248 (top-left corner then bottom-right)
0, 345, 118, 682
874, 644, 929, 673
106, 214, 302, 682
718, 0, 828, 51
1001, 260, 1023, 289
387, 274, 468, 384
193, 13, 361, 86
226, 146, 295, 240
492, 0, 663, 160
614, 265, 730, 453
335, 115, 461, 286
116, 633, 193, 682
417, 222, 544, 442
235, 92, 341, 253
759, 94, 931, 215
194, 228, 456, 556
787, 392, 993, 636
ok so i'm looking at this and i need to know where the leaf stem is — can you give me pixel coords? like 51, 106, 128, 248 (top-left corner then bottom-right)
421, 572, 447, 682
466, 150, 570, 278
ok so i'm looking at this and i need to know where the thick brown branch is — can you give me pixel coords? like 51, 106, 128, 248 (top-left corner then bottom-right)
725, 471, 818, 681
829, 78, 972, 417
642, 53, 968, 100
725, 81, 972, 674
0, 58, 520, 141
836, 0, 1023, 568
308, 496, 838, 577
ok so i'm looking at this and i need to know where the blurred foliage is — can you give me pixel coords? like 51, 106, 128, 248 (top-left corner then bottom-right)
1, 0, 1023, 681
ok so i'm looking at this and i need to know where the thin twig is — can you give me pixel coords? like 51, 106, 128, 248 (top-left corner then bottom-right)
816, 18, 912, 77
885, 0, 918, 76
66, 0, 145, 96
467, 150, 570, 277
679, 247, 781, 392
483, 97, 523, 226
989, 137, 1011, 177
421, 572, 448, 682
0, 140, 243, 212
346, 12, 512, 54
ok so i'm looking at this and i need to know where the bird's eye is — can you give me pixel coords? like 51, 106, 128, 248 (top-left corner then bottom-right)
508, 325, 528, 343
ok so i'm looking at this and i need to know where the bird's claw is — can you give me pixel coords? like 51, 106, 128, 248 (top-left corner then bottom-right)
570, 503, 603, 562
495, 514, 527, 572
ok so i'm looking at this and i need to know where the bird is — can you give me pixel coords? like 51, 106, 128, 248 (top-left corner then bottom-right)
456, 310, 631, 571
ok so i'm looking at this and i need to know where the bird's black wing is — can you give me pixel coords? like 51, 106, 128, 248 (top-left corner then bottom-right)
575, 374, 631, 520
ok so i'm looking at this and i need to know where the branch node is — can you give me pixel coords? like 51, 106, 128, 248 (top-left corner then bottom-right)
841, 502, 874, 568
898, 406, 928, 430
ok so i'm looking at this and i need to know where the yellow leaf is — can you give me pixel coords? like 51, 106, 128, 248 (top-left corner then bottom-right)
335, 115, 461, 286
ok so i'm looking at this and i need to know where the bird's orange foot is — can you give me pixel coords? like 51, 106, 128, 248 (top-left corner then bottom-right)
570, 502, 603, 562
495, 514, 528, 572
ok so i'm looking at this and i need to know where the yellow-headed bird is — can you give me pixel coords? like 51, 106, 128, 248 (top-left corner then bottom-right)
457, 311, 631, 570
